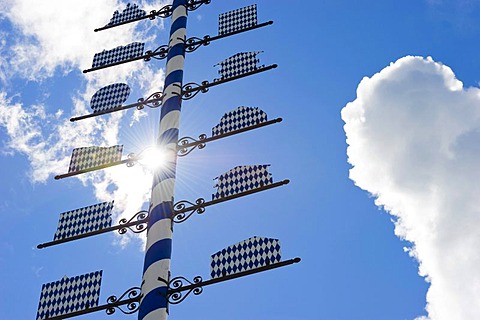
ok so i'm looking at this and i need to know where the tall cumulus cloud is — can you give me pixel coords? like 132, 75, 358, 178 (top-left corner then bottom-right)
342, 56, 480, 319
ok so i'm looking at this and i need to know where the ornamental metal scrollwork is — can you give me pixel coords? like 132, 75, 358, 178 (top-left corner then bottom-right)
181, 81, 210, 100
185, 35, 211, 53
173, 198, 206, 223
118, 210, 149, 234
177, 134, 207, 156
126, 153, 138, 167
168, 276, 203, 304
150, 5, 173, 19
137, 92, 164, 109
144, 45, 169, 61
105, 287, 141, 315
186, 0, 211, 11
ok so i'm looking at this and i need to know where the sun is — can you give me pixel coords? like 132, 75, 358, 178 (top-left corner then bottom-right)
138, 145, 171, 171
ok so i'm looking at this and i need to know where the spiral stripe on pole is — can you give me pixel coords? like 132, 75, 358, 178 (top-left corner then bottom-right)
138, 1, 187, 320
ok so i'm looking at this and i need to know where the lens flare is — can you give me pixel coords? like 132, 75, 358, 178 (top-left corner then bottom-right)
138, 146, 169, 171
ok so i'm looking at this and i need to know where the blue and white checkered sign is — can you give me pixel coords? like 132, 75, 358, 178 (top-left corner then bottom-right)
218, 4, 257, 35
212, 165, 273, 200
210, 236, 281, 278
212, 106, 268, 137
92, 42, 145, 68
36, 271, 103, 320
54, 201, 114, 241
214, 51, 263, 80
68, 145, 123, 173
90, 83, 131, 113
107, 3, 146, 27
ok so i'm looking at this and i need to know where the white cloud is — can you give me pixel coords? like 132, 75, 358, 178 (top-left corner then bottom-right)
1, 0, 166, 80
0, 92, 67, 181
342, 56, 480, 319
0, 0, 169, 247
2, 0, 117, 79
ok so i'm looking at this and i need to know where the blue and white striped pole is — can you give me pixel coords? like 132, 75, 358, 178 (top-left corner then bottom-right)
138, 1, 187, 319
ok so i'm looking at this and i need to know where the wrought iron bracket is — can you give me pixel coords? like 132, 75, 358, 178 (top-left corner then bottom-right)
186, 0, 211, 11
176, 81, 210, 100
183, 20, 274, 54
70, 91, 164, 122
144, 45, 169, 61
118, 210, 149, 235
184, 35, 211, 52
54, 159, 130, 180
126, 153, 138, 167
163, 258, 301, 305
176, 118, 283, 157
106, 287, 142, 315
83, 45, 168, 73
37, 207, 150, 249
149, 0, 210, 20
54, 149, 146, 180
165, 276, 203, 304
149, 4, 172, 19
136, 91, 164, 109
177, 64, 277, 100
94, 0, 211, 32
172, 180, 290, 223
177, 134, 207, 156
172, 198, 206, 223
42, 286, 142, 319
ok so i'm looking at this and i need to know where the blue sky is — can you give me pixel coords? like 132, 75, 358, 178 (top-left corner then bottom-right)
2, 0, 480, 319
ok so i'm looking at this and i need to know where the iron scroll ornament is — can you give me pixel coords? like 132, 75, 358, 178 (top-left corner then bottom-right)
149, 0, 211, 20
176, 65, 278, 101
167, 276, 204, 304
186, 0, 211, 11
105, 287, 141, 315
184, 35, 211, 53
177, 134, 207, 156
144, 45, 169, 61
118, 210, 149, 235
172, 198, 206, 223
178, 81, 210, 100
148, 4, 172, 19
136, 91, 164, 110
126, 153, 138, 167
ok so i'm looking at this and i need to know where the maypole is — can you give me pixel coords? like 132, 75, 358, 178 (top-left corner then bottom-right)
138, 1, 187, 319
35, 2, 301, 320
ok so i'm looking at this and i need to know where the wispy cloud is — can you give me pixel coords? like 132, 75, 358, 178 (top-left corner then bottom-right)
342, 56, 480, 319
